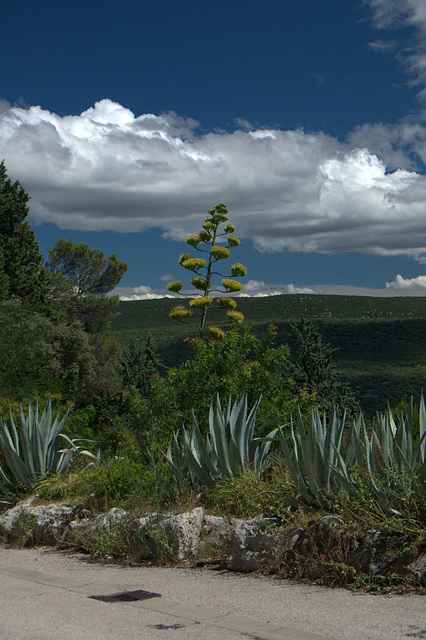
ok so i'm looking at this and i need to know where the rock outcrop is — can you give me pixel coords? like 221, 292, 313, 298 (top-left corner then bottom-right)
0, 499, 424, 586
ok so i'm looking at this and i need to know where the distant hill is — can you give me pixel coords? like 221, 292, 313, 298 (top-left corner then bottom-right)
110, 294, 426, 414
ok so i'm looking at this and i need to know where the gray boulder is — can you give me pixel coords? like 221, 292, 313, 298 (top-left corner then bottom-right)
159, 507, 204, 560
350, 530, 383, 573
68, 506, 126, 537
202, 514, 232, 546
227, 517, 280, 572
407, 554, 426, 585
0, 497, 78, 545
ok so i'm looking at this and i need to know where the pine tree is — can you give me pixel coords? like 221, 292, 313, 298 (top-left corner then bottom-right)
0, 161, 47, 307
46, 237, 128, 332
289, 316, 358, 414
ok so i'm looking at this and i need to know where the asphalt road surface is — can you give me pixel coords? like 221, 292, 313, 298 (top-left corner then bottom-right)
0, 546, 424, 640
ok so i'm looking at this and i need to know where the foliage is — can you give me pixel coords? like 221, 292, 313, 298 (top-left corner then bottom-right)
0, 161, 48, 307
47, 237, 128, 296
168, 323, 302, 427
69, 295, 122, 334
167, 394, 278, 488
167, 203, 247, 337
339, 397, 426, 512
278, 396, 426, 513
0, 400, 99, 493
206, 461, 296, 518
0, 245, 9, 302
111, 294, 426, 415
121, 336, 162, 397
278, 407, 349, 507
289, 316, 358, 415
0, 299, 98, 401
88, 332, 123, 397
36, 455, 174, 515
46, 237, 127, 333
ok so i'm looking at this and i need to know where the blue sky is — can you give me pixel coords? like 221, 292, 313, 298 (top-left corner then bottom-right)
2, 0, 426, 298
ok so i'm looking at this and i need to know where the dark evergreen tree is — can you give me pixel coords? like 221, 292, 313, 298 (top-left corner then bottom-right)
289, 316, 358, 415
122, 337, 162, 397
0, 245, 9, 302
0, 161, 47, 306
46, 237, 128, 333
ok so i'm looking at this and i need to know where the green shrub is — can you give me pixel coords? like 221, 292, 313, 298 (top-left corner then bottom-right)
36, 456, 173, 512
168, 323, 304, 427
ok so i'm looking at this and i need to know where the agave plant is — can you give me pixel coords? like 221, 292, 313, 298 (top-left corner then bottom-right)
342, 395, 426, 504
0, 400, 99, 494
278, 395, 426, 509
167, 394, 278, 488
278, 406, 349, 506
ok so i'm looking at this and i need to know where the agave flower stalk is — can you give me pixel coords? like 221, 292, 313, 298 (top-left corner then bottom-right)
167, 203, 247, 338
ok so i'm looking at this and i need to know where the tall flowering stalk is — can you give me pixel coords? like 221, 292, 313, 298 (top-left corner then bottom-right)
167, 203, 247, 338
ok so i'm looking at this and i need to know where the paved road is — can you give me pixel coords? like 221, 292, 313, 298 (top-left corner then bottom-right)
0, 546, 424, 640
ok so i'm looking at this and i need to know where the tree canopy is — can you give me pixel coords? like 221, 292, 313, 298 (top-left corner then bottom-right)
0, 160, 47, 306
46, 238, 128, 333
47, 237, 127, 296
289, 316, 358, 415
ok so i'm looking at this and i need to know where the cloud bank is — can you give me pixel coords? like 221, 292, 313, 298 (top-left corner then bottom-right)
386, 274, 426, 289
2, 98, 426, 262
112, 279, 316, 301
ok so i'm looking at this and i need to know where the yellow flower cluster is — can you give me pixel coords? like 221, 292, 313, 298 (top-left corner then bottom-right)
191, 276, 208, 291
186, 234, 201, 247
189, 296, 213, 308
227, 310, 245, 323
222, 279, 244, 292
231, 263, 247, 277
211, 246, 231, 260
227, 235, 241, 247
181, 257, 207, 271
209, 326, 225, 340
169, 305, 192, 319
218, 297, 237, 309
167, 280, 183, 293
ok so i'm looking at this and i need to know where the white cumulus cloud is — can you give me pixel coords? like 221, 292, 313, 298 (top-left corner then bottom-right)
1, 99, 426, 259
109, 284, 175, 301
238, 280, 315, 296
386, 274, 426, 289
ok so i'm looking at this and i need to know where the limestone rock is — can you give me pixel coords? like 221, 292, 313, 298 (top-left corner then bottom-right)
0, 497, 77, 545
227, 517, 280, 572
68, 506, 126, 537
160, 507, 204, 560
407, 554, 426, 585
202, 514, 232, 546
350, 530, 383, 573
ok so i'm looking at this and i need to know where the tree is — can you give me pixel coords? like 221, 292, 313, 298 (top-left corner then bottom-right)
289, 316, 358, 415
167, 203, 247, 338
47, 238, 128, 296
0, 160, 47, 306
0, 245, 9, 302
0, 299, 97, 401
168, 323, 301, 426
122, 337, 162, 397
46, 238, 128, 332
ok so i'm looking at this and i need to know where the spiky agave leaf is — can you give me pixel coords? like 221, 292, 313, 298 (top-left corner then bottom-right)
0, 401, 91, 494
166, 394, 273, 488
